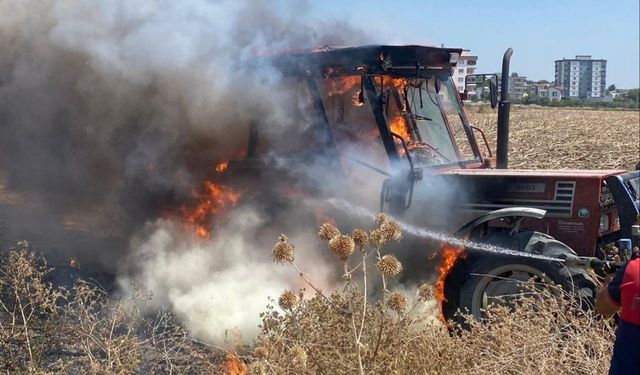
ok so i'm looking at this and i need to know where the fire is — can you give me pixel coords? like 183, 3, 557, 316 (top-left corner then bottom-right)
225, 352, 248, 375
216, 160, 229, 172
325, 75, 361, 96
181, 180, 241, 238
326, 75, 412, 140
388, 114, 411, 140
434, 245, 465, 303
352, 90, 364, 106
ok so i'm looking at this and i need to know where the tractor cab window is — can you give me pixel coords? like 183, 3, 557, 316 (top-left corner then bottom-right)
318, 76, 392, 206
439, 79, 477, 160
400, 76, 477, 166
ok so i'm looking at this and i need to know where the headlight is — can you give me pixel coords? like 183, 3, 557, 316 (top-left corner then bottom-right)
599, 214, 609, 232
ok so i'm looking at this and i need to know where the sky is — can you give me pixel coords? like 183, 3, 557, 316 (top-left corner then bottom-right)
305, 0, 640, 88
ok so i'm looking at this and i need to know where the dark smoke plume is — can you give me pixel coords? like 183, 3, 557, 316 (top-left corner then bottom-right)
0, 0, 379, 342
0, 0, 370, 269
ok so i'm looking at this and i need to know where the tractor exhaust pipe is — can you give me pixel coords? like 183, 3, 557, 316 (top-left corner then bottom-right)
496, 48, 513, 169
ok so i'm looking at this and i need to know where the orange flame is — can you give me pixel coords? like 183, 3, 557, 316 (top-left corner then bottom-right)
181, 181, 241, 238
352, 90, 364, 106
216, 160, 229, 173
326, 75, 361, 96
388, 115, 411, 140
225, 352, 248, 375
327, 76, 412, 139
435, 245, 465, 303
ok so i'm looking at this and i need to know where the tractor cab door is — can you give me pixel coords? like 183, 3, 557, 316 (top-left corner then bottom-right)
316, 75, 393, 210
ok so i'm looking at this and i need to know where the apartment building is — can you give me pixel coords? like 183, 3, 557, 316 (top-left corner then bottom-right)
495, 72, 527, 100
452, 52, 478, 95
554, 55, 606, 99
508, 73, 527, 99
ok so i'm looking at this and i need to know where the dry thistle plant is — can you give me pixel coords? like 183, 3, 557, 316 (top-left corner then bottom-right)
263, 215, 438, 374
256, 218, 617, 375
376, 254, 402, 277
0, 230, 618, 375
277, 290, 299, 311
318, 223, 340, 241
0, 243, 226, 374
0, 242, 66, 373
328, 234, 355, 261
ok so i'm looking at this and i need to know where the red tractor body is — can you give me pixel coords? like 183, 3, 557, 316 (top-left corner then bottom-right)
443, 168, 623, 257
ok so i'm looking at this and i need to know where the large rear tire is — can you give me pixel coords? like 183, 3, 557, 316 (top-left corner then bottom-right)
448, 231, 597, 321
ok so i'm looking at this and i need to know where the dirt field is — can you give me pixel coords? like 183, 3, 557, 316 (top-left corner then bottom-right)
466, 106, 639, 170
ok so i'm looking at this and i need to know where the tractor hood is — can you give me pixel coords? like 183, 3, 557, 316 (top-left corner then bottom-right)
441, 168, 626, 179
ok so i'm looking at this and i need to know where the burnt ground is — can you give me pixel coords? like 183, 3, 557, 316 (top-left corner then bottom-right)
0, 185, 121, 291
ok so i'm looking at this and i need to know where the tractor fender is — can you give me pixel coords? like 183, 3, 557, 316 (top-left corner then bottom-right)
454, 207, 546, 238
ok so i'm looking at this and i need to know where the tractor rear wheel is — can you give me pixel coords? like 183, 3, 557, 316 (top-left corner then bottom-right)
452, 231, 597, 321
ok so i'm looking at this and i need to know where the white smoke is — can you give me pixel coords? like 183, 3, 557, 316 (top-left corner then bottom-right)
120, 205, 338, 343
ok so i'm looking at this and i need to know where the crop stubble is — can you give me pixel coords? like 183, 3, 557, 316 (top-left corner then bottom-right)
466, 106, 639, 170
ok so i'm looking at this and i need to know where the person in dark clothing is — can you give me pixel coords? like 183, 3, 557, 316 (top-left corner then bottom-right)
595, 253, 640, 375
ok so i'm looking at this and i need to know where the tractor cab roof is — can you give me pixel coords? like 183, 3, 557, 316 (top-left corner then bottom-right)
270, 45, 464, 77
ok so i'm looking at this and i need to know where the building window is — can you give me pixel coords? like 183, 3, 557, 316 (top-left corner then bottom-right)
458, 86, 464, 91
458, 69, 464, 73
552, 92, 557, 97
458, 78, 463, 82
467, 68, 475, 74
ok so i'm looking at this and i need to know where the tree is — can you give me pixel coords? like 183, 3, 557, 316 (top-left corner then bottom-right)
624, 88, 639, 106
607, 84, 616, 92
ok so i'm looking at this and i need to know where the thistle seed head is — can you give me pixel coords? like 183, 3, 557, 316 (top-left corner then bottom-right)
377, 255, 403, 277
278, 290, 299, 310
290, 345, 307, 368
249, 362, 267, 375
379, 220, 402, 242
352, 229, 369, 248
386, 292, 408, 313
254, 345, 270, 359
369, 229, 386, 248
272, 234, 294, 263
317, 223, 340, 241
375, 213, 389, 227
328, 235, 355, 260
418, 283, 434, 301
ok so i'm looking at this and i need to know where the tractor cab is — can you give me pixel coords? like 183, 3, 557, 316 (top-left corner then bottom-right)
247, 45, 491, 213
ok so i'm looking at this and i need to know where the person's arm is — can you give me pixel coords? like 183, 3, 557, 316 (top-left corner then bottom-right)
595, 265, 625, 317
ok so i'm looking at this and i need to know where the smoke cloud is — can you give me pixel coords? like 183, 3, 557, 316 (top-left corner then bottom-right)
119, 206, 336, 343
0, 0, 375, 343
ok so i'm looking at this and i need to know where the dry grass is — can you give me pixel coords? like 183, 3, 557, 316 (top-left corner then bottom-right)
0, 242, 227, 374
466, 105, 639, 170
0, 222, 618, 375
250, 218, 615, 375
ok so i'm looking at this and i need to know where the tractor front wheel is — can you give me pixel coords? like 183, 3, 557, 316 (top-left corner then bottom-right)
448, 231, 597, 321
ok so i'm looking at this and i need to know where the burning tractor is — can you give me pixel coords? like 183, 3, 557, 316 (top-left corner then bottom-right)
220, 45, 639, 322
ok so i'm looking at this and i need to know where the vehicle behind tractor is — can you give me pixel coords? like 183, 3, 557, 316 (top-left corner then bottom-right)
225, 45, 640, 322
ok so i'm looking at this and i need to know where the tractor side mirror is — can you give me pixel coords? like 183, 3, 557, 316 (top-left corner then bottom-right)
489, 79, 498, 109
